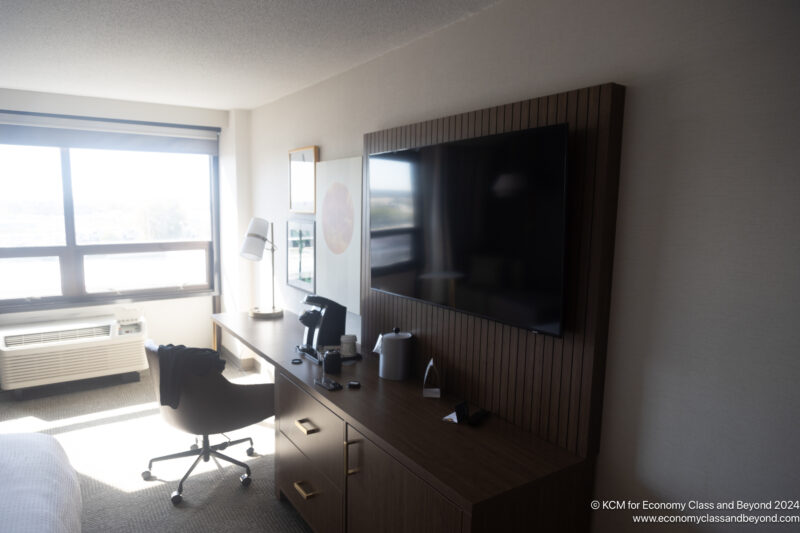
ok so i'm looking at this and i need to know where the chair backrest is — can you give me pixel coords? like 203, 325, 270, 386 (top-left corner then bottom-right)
144, 344, 274, 436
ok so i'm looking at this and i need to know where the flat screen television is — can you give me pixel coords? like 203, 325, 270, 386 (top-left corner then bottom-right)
368, 123, 568, 336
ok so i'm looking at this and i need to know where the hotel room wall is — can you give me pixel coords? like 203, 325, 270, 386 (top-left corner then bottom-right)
249, 1, 800, 531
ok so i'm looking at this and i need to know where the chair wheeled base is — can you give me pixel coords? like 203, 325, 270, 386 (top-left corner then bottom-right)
141, 434, 255, 505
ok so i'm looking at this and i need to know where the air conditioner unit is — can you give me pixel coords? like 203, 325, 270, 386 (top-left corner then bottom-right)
0, 316, 147, 391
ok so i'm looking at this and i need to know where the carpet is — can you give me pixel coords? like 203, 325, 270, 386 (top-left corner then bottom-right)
0, 368, 312, 533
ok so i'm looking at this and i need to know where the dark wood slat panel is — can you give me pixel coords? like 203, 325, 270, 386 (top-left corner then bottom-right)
520, 100, 530, 131
513, 331, 527, 428
362, 84, 624, 460
557, 89, 579, 449
546, 91, 569, 444
538, 97, 548, 127
435, 306, 445, 383
450, 310, 461, 396
483, 322, 495, 412
448, 307, 458, 395
494, 322, 505, 414
548, 95, 558, 124
458, 314, 469, 398
507, 326, 520, 423
548, 342, 563, 443
503, 103, 514, 132
575, 85, 601, 456
522, 332, 536, 432
456, 313, 466, 398
503, 325, 516, 422
474, 318, 487, 404
499, 325, 512, 419
531, 327, 544, 434
566, 87, 591, 453
579, 84, 625, 458
539, 335, 553, 437
477, 318, 489, 408
511, 102, 521, 131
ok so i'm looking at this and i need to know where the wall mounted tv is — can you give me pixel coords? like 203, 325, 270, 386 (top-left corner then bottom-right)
368, 123, 568, 336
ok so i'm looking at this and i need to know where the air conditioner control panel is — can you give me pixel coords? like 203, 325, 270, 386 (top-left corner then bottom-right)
118, 322, 143, 336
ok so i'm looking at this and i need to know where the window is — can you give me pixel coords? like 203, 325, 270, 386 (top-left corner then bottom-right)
0, 113, 219, 311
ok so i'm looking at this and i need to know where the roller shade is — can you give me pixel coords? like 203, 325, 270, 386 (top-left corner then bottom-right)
0, 110, 219, 155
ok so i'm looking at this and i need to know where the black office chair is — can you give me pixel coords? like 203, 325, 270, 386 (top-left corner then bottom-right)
141, 342, 275, 505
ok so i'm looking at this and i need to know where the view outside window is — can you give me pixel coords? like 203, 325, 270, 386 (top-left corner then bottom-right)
70, 149, 211, 244
0, 257, 62, 299
83, 250, 207, 293
0, 144, 65, 247
0, 143, 214, 305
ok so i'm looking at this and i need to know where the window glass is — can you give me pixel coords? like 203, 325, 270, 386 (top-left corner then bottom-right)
83, 250, 207, 293
0, 145, 66, 247
0, 257, 62, 299
70, 149, 211, 244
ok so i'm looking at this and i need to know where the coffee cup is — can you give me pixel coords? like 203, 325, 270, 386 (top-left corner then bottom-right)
340, 334, 357, 356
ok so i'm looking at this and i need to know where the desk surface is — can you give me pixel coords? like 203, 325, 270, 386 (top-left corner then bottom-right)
213, 311, 582, 512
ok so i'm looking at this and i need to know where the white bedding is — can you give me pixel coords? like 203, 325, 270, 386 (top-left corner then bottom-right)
0, 433, 82, 533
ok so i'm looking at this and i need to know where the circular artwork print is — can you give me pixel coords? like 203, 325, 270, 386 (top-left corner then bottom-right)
322, 182, 354, 255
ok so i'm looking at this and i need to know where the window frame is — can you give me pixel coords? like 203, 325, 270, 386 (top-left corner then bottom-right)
0, 143, 220, 314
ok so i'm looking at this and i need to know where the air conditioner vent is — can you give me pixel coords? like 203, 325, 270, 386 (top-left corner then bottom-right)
4, 325, 112, 348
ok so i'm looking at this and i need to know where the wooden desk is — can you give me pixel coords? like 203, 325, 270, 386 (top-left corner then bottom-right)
213, 312, 590, 533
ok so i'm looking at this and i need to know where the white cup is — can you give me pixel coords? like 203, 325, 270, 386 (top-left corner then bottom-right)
340, 334, 357, 356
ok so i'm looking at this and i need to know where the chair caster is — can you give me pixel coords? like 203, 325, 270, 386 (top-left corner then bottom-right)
141, 470, 152, 481
190, 444, 199, 451
246, 447, 255, 456
240, 473, 252, 487
171, 491, 183, 505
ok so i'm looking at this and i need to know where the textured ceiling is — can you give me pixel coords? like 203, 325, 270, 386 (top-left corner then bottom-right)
0, 0, 497, 110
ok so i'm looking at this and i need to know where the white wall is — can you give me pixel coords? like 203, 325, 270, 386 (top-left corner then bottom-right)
218, 108, 262, 366
0, 89, 228, 348
249, 1, 800, 530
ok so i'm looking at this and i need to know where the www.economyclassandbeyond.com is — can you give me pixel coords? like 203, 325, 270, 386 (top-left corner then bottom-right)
590, 499, 800, 525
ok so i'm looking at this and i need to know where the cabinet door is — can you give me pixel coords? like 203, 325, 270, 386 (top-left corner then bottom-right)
346, 425, 462, 533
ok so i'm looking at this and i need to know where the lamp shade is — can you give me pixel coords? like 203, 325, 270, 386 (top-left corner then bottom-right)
240, 217, 270, 261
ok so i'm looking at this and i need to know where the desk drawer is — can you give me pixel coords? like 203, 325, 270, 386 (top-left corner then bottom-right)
277, 372, 344, 490
277, 431, 343, 533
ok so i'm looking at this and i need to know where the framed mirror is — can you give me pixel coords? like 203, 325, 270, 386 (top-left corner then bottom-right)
289, 146, 319, 213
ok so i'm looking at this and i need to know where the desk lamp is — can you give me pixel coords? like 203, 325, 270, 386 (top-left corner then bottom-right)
240, 217, 283, 319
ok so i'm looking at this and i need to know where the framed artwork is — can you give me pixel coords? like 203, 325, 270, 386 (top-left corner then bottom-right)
289, 146, 319, 213
315, 156, 362, 314
287, 219, 315, 293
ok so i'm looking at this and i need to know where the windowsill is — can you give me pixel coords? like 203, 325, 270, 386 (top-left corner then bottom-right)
0, 288, 216, 315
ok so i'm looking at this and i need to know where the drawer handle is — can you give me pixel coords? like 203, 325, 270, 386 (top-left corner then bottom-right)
295, 418, 320, 435
344, 439, 360, 476
293, 481, 318, 500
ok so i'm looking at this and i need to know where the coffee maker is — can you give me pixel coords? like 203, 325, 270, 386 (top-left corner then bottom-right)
297, 295, 346, 363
